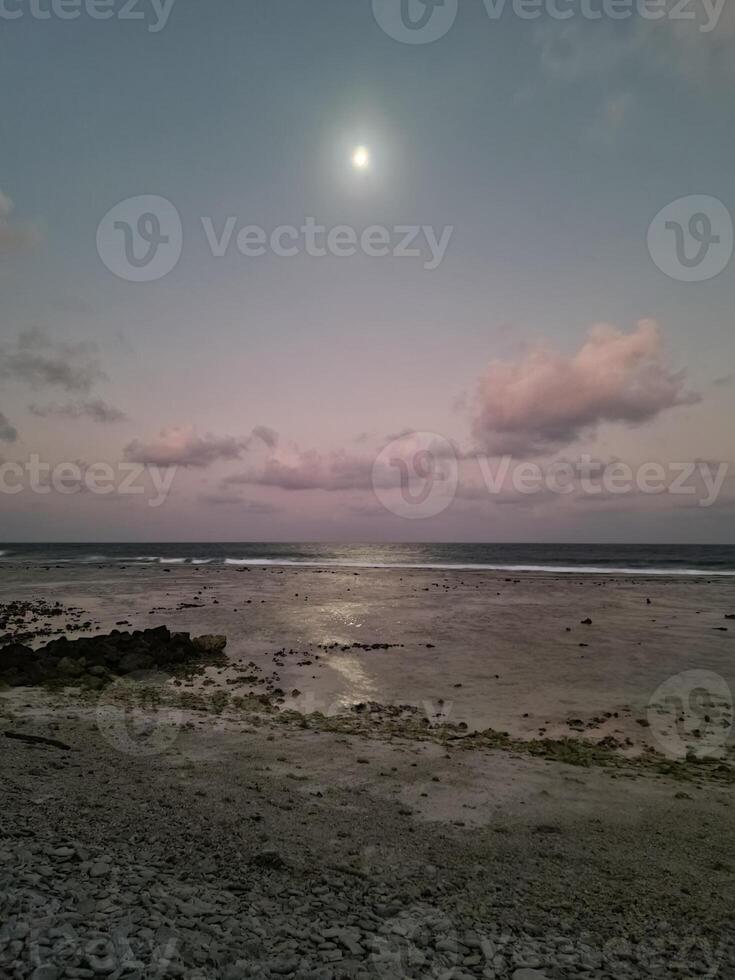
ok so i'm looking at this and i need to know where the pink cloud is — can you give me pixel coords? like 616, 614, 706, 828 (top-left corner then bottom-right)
124, 424, 277, 468
125, 426, 246, 468
470, 320, 699, 456
224, 449, 379, 492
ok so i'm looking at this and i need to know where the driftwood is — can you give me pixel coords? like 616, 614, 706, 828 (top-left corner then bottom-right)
4, 730, 71, 751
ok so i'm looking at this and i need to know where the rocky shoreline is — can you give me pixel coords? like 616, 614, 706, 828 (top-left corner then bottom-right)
2, 667, 735, 979
0, 626, 228, 690
1, 564, 734, 980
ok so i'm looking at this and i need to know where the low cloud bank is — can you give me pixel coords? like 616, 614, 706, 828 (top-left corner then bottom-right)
30, 399, 127, 424
124, 424, 275, 468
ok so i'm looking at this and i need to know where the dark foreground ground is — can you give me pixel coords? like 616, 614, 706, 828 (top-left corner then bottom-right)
1, 684, 734, 980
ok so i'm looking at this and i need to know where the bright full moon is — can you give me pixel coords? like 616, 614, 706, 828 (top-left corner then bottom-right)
352, 145, 370, 170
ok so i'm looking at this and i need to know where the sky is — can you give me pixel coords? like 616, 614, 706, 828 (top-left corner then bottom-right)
1, 0, 734, 542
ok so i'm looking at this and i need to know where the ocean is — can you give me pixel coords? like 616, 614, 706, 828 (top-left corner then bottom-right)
1, 542, 735, 575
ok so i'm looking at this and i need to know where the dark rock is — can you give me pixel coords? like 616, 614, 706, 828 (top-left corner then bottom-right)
56, 657, 85, 677
250, 849, 287, 870
0, 625, 227, 688
0, 643, 37, 672
192, 634, 227, 655
119, 651, 155, 674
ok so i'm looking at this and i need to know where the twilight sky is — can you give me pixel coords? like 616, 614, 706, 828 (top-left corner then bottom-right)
1, 0, 734, 542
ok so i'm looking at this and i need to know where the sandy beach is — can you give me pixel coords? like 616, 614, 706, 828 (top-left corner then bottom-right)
1, 561, 734, 978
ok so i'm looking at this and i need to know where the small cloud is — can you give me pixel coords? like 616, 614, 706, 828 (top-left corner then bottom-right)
0, 329, 105, 393
384, 428, 416, 443
29, 399, 127, 424
347, 501, 391, 518
124, 423, 278, 468
249, 425, 279, 449
124, 426, 247, 468
536, 6, 735, 88
0, 411, 17, 443
713, 374, 734, 388
536, 21, 634, 82
199, 493, 278, 514
224, 448, 378, 492
470, 320, 699, 457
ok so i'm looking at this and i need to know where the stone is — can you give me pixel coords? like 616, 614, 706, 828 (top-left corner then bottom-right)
119, 651, 155, 674
250, 849, 287, 870
31, 967, 59, 980
56, 656, 84, 677
193, 634, 227, 655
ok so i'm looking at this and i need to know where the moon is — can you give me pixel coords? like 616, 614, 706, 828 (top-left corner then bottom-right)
352, 145, 370, 170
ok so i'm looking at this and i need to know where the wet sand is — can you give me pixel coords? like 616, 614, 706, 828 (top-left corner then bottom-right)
1, 561, 733, 749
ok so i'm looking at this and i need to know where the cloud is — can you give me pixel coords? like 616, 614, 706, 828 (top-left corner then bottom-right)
536, 21, 634, 82
637, 0, 735, 81
124, 426, 248, 468
385, 428, 417, 443
224, 448, 379, 492
222, 431, 459, 495
123, 424, 278, 468
0, 329, 105, 393
470, 320, 699, 456
199, 493, 279, 513
0, 412, 17, 443
249, 425, 279, 449
0, 190, 41, 257
29, 399, 127, 424
536, 4, 735, 89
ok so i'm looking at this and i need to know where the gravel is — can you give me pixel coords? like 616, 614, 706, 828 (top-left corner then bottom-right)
1, 694, 734, 979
